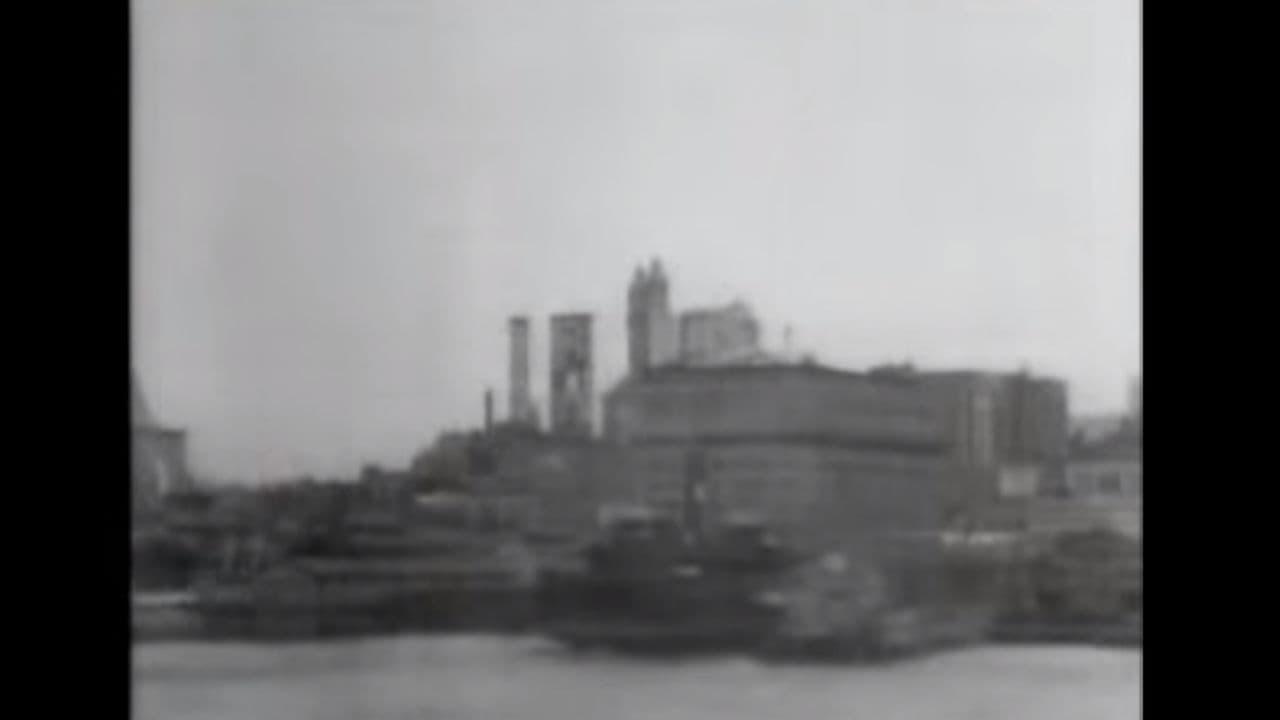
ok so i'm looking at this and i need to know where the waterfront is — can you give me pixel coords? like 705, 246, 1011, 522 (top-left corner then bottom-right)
133, 636, 1140, 720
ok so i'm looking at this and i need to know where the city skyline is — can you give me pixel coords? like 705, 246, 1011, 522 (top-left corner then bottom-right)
133, 0, 1139, 481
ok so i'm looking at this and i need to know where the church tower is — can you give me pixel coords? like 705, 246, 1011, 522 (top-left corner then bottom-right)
627, 259, 677, 376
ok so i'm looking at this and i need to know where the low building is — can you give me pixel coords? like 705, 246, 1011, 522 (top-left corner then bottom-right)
1066, 423, 1141, 500
1040, 421, 1142, 539
480, 426, 626, 542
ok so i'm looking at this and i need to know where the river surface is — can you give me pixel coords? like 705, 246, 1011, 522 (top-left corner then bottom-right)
133, 636, 1140, 720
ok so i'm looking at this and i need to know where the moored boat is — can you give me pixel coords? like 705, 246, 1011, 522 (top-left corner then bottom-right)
190, 537, 540, 640
536, 511, 798, 655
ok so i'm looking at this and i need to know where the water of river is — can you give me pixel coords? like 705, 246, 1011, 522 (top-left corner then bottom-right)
133, 636, 1140, 720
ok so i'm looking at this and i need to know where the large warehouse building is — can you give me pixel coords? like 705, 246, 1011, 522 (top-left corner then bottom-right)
602, 363, 959, 552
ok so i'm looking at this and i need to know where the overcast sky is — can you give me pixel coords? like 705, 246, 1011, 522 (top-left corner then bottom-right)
132, 0, 1140, 482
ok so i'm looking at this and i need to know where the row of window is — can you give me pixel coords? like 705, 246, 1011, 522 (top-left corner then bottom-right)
638, 474, 919, 511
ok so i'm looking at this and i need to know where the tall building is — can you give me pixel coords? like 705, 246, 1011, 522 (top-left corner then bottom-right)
132, 370, 193, 509
627, 259, 678, 376
678, 301, 762, 366
603, 363, 954, 552
508, 316, 535, 426
549, 313, 595, 437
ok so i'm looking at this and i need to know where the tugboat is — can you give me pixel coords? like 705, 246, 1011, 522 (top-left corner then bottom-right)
535, 508, 799, 655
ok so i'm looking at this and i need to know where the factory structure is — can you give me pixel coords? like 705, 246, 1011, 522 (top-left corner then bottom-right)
603, 363, 951, 551
476, 259, 1112, 551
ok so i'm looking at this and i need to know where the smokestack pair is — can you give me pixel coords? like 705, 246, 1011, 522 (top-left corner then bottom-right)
507, 313, 594, 436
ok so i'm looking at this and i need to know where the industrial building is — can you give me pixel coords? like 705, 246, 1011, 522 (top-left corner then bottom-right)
602, 363, 957, 552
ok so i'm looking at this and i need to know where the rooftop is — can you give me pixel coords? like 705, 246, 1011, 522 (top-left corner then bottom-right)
620, 360, 924, 386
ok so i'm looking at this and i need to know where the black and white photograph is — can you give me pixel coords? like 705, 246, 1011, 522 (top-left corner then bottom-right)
131, 1, 1141, 718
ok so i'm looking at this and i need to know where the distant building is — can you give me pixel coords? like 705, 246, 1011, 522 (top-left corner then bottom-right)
627, 259, 679, 376
133, 371, 193, 511
628, 260, 766, 372
602, 363, 955, 552
549, 313, 595, 437
912, 370, 1070, 502
678, 301, 762, 367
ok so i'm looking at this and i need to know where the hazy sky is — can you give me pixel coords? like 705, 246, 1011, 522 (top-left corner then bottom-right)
132, 0, 1140, 482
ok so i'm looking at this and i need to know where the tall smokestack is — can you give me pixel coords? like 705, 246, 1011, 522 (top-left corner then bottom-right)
550, 313, 595, 437
484, 388, 494, 434
508, 316, 533, 425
